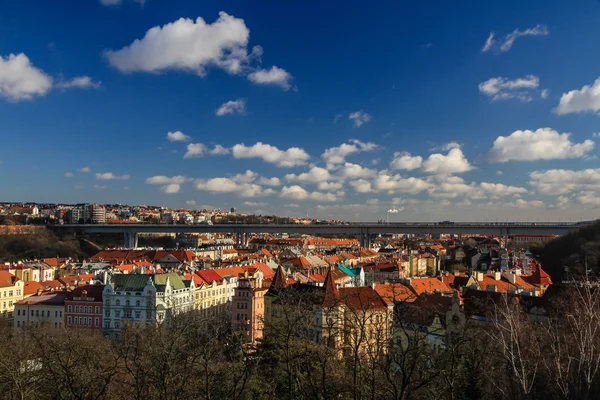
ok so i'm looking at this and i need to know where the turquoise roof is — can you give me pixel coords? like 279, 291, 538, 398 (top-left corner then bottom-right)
338, 264, 361, 277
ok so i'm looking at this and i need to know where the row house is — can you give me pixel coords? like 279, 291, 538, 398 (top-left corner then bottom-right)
14, 292, 67, 329
0, 271, 24, 326
102, 273, 194, 333
65, 285, 104, 336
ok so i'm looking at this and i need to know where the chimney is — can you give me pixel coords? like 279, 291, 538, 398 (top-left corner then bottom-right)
36, 288, 43, 296
494, 272, 501, 281
503, 272, 516, 284
475, 271, 484, 282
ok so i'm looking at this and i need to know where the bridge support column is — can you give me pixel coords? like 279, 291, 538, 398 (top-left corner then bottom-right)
243, 232, 249, 247
124, 232, 138, 249
235, 231, 241, 246
359, 231, 371, 249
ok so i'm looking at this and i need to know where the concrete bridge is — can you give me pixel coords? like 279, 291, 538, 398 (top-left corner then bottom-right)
49, 222, 584, 248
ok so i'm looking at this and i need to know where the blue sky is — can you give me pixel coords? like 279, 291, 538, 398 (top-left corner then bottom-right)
1, 0, 600, 221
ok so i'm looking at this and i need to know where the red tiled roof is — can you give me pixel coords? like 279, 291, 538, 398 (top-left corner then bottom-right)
409, 278, 452, 296
0, 271, 19, 288
23, 280, 44, 295
338, 287, 388, 311
42, 258, 68, 267
375, 283, 417, 304
196, 269, 224, 284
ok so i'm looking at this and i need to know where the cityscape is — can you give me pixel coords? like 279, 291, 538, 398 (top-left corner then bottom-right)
2, 0, 600, 399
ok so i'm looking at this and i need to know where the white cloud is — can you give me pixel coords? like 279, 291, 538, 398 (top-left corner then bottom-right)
257, 177, 281, 186
94, 184, 108, 190
161, 183, 181, 194
232, 142, 309, 167
390, 152, 423, 170
335, 163, 377, 179
55, 76, 101, 90
247, 66, 293, 90
195, 175, 274, 198
244, 201, 267, 207
100, 0, 145, 6
146, 175, 191, 185
285, 203, 300, 208
576, 191, 600, 207
209, 144, 230, 155
167, 131, 191, 142
322, 139, 378, 167
105, 12, 266, 76
185, 200, 196, 206
65, 172, 74, 178
496, 170, 503, 176
350, 173, 430, 195
482, 24, 549, 53
422, 148, 472, 175
317, 181, 343, 191
541, 89, 549, 99
0, 53, 53, 101
216, 99, 246, 116
504, 199, 545, 209
184, 143, 206, 159
554, 77, 600, 115
279, 185, 338, 202
487, 128, 595, 162
478, 75, 541, 102
529, 168, 600, 195
79, 166, 91, 173
479, 182, 528, 196
333, 113, 343, 123
500, 24, 549, 52
285, 166, 331, 183
95, 172, 130, 180
481, 32, 495, 52
348, 110, 372, 128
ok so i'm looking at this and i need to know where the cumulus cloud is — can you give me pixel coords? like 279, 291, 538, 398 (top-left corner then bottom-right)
167, 131, 191, 142
487, 128, 595, 162
145, 175, 191, 184
95, 172, 130, 180
257, 177, 281, 186
390, 152, 423, 170
161, 183, 180, 194
554, 77, 600, 115
285, 166, 331, 183
481, 24, 549, 53
216, 99, 246, 116
185, 200, 196, 206
529, 168, 600, 195
479, 75, 542, 102
184, 143, 206, 158
322, 139, 378, 167
422, 148, 472, 175
335, 163, 377, 179
279, 185, 339, 202
209, 144, 229, 155
0, 53, 53, 101
247, 66, 293, 90
348, 110, 372, 128
106, 13, 254, 75
232, 142, 309, 167
196, 178, 274, 198
79, 166, 91, 173
504, 199, 545, 209
350, 173, 430, 195
55, 76, 101, 90
65, 172, 74, 178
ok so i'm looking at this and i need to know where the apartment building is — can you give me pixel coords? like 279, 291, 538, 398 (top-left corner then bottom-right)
0, 271, 24, 327
65, 285, 104, 336
14, 292, 67, 329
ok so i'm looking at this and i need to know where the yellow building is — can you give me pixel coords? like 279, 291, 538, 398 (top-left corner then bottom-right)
0, 271, 25, 327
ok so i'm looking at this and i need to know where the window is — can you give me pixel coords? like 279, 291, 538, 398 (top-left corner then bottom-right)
67, 316, 72, 324
88, 317, 92, 326
68, 305, 72, 312
135, 311, 141, 319
95, 317, 99, 326
75, 306, 79, 313
35, 310, 39, 317
17, 309, 20, 316
116, 300, 120, 306
126, 300, 130, 306
95, 306, 99, 314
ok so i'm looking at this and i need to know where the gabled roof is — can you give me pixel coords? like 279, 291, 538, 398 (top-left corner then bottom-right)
16, 292, 68, 306
0, 271, 20, 288
24, 280, 44, 296
196, 269, 223, 285
59, 274, 94, 287
153, 272, 187, 290
109, 274, 151, 292
338, 287, 388, 311
409, 278, 452, 296
374, 282, 417, 305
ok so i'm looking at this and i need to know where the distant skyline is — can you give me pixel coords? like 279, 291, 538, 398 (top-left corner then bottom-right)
1, 0, 600, 221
